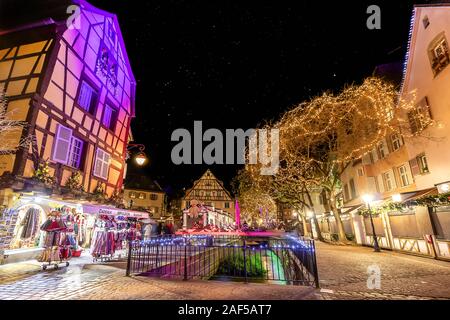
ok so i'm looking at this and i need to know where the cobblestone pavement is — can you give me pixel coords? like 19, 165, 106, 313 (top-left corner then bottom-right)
0, 254, 318, 300
0, 243, 449, 300
315, 242, 450, 300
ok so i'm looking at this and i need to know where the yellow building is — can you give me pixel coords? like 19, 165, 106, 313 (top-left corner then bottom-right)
335, 4, 450, 258
124, 176, 166, 218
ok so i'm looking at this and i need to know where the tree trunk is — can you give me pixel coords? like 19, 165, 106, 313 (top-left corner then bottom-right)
304, 192, 324, 241
328, 192, 350, 244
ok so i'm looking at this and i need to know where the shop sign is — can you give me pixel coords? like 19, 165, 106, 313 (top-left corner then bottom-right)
83, 205, 149, 219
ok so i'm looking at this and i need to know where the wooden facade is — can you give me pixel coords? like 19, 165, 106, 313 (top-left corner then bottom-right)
183, 169, 235, 215
0, 0, 135, 201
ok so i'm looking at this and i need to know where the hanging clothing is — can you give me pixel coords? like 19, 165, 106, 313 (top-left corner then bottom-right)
20, 208, 40, 239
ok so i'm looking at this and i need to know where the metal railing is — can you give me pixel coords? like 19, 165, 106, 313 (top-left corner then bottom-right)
126, 234, 319, 287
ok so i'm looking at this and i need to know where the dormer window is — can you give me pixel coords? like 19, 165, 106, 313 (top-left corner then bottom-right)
429, 34, 449, 76
423, 16, 430, 29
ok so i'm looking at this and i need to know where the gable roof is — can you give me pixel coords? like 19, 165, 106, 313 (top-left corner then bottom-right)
184, 169, 233, 200
0, 0, 136, 116
400, 3, 450, 95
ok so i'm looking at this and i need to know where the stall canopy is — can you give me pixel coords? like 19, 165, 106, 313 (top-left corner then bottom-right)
82, 204, 152, 220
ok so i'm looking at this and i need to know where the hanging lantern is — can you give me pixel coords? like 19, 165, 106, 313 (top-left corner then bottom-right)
134, 152, 148, 166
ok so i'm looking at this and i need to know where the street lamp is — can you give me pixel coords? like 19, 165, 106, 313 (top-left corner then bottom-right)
362, 194, 380, 252
127, 143, 148, 166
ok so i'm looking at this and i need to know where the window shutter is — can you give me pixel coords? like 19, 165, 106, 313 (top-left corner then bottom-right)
409, 158, 420, 176
371, 148, 379, 162
367, 176, 377, 194
405, 162, 414, 185
377, 175, 385, 193
362, 152, 372, 165
89, 90, 98, 114
388, 169, 397, 189
53, 125, 72, 164
93, 149, 103, 177
381, 139, 389, 156
101, 152, 110, 179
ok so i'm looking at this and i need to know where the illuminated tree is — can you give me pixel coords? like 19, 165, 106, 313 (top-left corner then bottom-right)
276, 77, 422, 242
0, 84, 31, 155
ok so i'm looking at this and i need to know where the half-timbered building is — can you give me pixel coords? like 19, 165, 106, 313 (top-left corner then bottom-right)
182, 169, 235, 215
0, 0, 138, 263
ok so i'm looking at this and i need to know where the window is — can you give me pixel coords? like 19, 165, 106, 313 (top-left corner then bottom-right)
93, 148, 110, 180
408, 97, 432, 134
138, 193, 146, 200
423, 16, 430, 29
343, 184, 350, 201
429, 36, 449, 75
383, 171, 394, 191
96, 46, 118, 91
398, 165, 410, 187
77, 81, 98, 113
390, 133, 403, 151
378, 143, 386, 159
53, 125, 84, 169
129, 192, 136, 199
102, 105, 117, 130
349, 178, 357, 199
150, 194, 158, 200
68, 137, 83, 168
417, 154, 430, 174
224, 202, 230, 208
357, 168, 364, 177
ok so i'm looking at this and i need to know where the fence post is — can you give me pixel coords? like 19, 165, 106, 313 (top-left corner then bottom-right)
243, 238, 248, 283
311, 240, 320, 288
183, 237, 188, 281
126, 240, 133, 276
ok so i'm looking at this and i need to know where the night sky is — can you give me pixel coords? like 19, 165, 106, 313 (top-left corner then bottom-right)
87, 0, 433, 196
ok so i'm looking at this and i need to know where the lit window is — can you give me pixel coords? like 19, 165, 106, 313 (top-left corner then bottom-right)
429, 36, 449, 75
138, 193, 145, 200
102, 105, 116, 130
391, 133, 403, 151
408, 97, 432, 134
417, 154, 430, 174
398, 165, 410, 187
93, 148, 110, 180
130, 192, 136, 199
77, 81, 97, 113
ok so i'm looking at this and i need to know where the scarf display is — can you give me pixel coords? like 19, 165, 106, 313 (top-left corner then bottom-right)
20, 208, 40, 239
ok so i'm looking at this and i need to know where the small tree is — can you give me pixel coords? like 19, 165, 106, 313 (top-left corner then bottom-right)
0, 84, 31, 155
